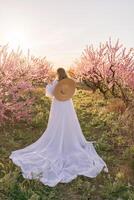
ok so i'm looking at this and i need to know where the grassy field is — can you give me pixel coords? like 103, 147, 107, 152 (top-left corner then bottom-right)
0, 86, 134, 200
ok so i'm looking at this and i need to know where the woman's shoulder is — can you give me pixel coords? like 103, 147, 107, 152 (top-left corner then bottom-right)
53, 78, 59, 82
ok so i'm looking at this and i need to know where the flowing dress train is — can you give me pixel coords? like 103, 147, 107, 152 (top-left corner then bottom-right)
9, 79, 108, 187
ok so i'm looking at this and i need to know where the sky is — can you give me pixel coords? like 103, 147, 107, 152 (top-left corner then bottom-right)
0, 0, 134, 69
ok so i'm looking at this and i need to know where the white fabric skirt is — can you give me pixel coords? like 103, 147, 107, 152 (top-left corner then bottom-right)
9, 97, 108, 187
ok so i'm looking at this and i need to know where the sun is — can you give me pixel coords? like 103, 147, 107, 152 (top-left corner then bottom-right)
4, 30, 30, 51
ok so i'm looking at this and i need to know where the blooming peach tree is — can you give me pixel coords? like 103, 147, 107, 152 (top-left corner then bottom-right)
0, 44, 53, 126
72, 38, 134, 105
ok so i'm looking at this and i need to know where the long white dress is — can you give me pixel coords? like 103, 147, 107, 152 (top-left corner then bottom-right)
9, 79, 108, 187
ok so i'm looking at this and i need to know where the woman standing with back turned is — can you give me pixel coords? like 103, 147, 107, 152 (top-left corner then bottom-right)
9, 67, 108, 187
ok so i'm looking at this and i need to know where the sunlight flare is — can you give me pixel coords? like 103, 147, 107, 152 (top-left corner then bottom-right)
4, 30, 30, 51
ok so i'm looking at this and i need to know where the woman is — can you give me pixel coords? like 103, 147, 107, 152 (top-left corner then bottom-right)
9, 67, 108, 187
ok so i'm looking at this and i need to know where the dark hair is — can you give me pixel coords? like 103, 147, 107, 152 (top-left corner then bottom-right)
57, 67, 68, 81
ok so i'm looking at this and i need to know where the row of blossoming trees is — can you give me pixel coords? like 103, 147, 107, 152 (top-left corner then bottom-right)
1, 39, 134, 126
0, 44, 54, 126
69, 38, 134, 105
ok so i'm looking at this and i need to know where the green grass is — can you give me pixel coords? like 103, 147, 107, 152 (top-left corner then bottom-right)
0, 87, 134, 200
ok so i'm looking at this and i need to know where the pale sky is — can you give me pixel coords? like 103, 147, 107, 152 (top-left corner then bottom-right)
0, 0, 134, 69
